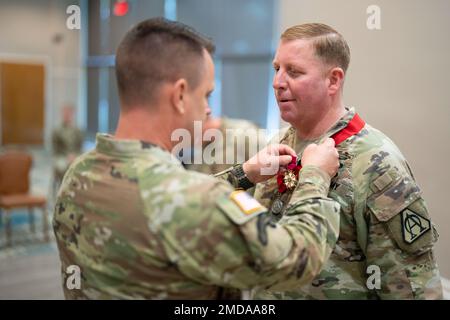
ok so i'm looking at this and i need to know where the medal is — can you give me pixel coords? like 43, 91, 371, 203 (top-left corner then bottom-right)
277, 156, 302, 193
271, 113, 366, 218
283, 170, 298, 190
275, 113, 365, 195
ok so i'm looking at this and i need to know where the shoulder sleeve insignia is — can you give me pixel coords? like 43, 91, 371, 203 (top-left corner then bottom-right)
229, 190, 266, 215
402, 209, 431, 244
217, 190, 267, 225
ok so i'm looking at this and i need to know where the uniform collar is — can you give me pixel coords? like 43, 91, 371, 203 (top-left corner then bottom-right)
324, 107, 356, 139
283, 107, 356, 145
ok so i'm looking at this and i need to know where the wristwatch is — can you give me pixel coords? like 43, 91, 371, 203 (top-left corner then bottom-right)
230, 164, 255, 190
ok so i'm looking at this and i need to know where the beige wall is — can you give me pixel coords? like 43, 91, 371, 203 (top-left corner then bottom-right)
0, 0, 83, 149
278, 0, 450, 278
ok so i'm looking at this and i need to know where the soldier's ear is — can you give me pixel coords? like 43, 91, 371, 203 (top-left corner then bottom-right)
171, 79, 187, 115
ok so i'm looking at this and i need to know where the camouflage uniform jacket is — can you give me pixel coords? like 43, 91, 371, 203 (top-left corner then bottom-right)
254, 108, 443, 299
52, 125, 83, 157
52, 125, 84, 174
53, 133, 340, 299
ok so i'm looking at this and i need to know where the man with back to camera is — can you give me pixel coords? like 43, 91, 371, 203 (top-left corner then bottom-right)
52, 18, 342, 299
253, 23, 443, 299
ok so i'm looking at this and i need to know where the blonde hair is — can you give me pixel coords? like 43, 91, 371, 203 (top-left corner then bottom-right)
281, 23, 350, 72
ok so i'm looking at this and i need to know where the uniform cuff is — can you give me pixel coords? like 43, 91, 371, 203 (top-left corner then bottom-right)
294, 165, 331, 198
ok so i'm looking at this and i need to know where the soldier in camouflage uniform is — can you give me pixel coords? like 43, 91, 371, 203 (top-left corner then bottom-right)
253, 23, 442, 299
52, 105, 83, 190
53, 18, 342, 299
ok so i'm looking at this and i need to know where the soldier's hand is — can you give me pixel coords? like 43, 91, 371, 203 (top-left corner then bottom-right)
243, 144, 296, 183
301, 138, 339, 178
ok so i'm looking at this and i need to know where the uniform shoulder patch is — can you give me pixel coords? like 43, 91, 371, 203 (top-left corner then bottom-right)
217, 190, 267, 225
401, 208, 431, 244
230, 190, 265, 215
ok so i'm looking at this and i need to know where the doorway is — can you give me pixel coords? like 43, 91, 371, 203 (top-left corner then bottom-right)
0, 62, 45, 145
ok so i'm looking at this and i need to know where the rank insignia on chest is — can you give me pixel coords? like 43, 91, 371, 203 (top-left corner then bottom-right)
401, 209, 431, 244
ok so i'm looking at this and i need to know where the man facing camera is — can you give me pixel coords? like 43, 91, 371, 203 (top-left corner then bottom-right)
53, 18, 341, 299
254, 23, 442, 299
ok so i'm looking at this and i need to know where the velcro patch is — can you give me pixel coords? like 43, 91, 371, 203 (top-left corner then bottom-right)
402, 209, 431, 244
217, 191, 267, 225
367, 175, 422, 221
230, 190, 266, 215
373, 170, 394, 191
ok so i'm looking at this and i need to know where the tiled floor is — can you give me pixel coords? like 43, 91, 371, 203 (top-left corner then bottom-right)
0, 148, 449, 300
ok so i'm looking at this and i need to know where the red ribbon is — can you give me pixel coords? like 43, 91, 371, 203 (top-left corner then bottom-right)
330, 113, 365, 145
276, 113, 365, 193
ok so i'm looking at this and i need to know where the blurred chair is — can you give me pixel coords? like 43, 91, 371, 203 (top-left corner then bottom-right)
0, 151, 48, 246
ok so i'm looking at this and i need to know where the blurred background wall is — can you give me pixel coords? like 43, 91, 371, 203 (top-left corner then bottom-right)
83, 0, 279, 142
0, 0, 83, 150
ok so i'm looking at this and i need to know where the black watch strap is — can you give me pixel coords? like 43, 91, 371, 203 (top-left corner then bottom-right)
231, 164, 255, 190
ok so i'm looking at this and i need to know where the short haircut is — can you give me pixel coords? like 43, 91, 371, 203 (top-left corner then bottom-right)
115, 17, 215, 107
281, 23, 350, 72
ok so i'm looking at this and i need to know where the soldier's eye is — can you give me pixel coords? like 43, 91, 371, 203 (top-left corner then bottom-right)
288, 69, 301, 77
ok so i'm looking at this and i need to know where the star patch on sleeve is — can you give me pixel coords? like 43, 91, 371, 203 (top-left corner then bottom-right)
401, 209, 431, 244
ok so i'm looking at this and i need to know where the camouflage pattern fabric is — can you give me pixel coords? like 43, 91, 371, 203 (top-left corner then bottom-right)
253, 108, 443, 300
52, 125, 84, 177
53, 133, 340, 299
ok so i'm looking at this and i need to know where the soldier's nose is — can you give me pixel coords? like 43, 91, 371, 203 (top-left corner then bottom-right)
273, 75, 287, 91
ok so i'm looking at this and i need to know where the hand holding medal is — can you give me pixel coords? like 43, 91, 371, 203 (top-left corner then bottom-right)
271, 113, 365, 216
242, 143, 297, 184
277, 138, 339, 194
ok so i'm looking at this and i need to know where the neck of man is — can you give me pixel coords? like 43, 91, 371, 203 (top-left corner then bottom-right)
294, 96, 347, 141
115, 106, 174, 152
